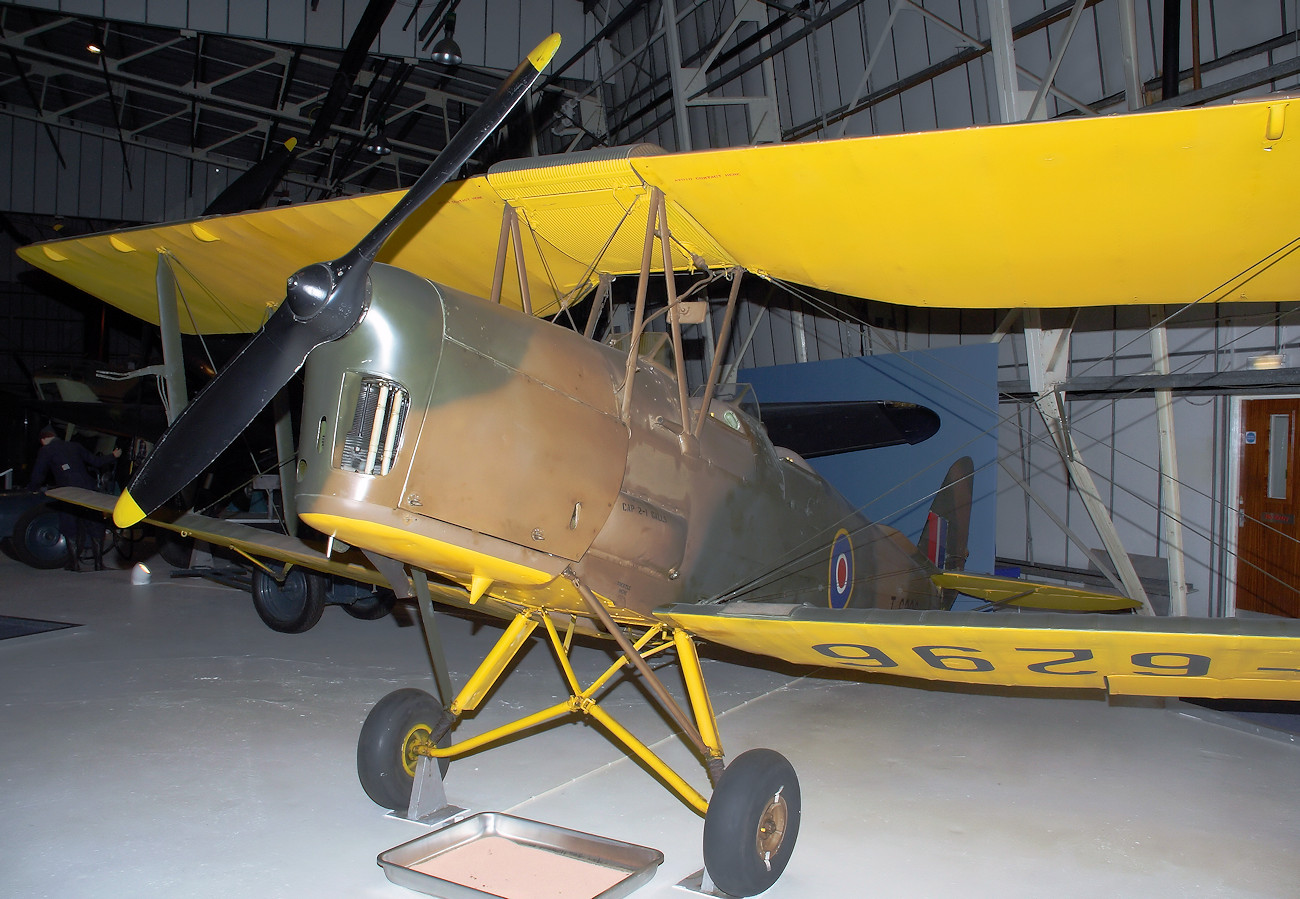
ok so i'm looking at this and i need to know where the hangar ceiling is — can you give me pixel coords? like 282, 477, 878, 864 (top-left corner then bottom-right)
0, 3, 590, 201
3, 1, 1296, 217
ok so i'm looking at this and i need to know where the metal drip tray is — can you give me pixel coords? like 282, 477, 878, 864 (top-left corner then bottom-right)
378, 812, 664, 899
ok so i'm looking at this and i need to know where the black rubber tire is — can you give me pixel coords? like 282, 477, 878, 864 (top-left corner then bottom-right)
357, 688, 453, 810
10, 504, 68, 569
157, 531, 195, 568
342, 588, 397, 620
250, 566, 327, 634
703, 749, 801, 898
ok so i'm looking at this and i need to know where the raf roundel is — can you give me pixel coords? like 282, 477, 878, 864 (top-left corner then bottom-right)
828, 529, 854, 609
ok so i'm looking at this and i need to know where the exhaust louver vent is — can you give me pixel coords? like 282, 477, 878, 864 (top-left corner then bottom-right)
341, 377, 409, 475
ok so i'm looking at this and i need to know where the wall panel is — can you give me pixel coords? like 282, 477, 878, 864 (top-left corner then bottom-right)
13, 119, 39, 214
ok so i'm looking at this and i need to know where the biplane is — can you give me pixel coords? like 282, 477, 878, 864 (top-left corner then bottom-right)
17, 34, 1300, 896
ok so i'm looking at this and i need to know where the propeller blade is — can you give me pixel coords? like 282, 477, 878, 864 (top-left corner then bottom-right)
349, 33, 562, 266
113, 305, 315, 525
113, 33, 561, 528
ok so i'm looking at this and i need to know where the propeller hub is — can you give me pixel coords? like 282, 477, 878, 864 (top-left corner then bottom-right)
286, 262, 338, 320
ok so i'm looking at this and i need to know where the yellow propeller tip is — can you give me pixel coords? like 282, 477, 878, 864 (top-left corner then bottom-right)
528, 33, 561, 72
113, 491, 146, 529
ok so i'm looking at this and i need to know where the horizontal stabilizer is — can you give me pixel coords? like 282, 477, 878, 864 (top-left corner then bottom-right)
931, 571, 1141, 612
656, 602, 1300, 701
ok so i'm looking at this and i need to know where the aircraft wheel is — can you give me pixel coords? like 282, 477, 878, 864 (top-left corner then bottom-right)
702, 749, 801, 898
250, 566, 326, 633
357, 688, 452, 810
10, 504, 68, 569
343, 587, 397, 620
157, 531, 195, 568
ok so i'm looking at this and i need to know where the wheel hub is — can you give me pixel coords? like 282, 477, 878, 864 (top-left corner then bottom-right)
755, 787, 788, 870
400, 723, 434, 778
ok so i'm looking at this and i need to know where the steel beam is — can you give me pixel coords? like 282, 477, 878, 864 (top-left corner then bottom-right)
1117, 0, 1144, 110
986, 0, 1024, 122
1023, 310, 1155, 614
785, 1, 1100, 140
1000, 367, 1300, 400
1025, 0, 1090, 120
835, 0, 902, 138
661, 0, 694, 151
997, 459, 1128, 596
1149, 308, 1188, 615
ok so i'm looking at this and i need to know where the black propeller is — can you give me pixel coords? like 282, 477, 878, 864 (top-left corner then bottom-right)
114, 34, 562, 528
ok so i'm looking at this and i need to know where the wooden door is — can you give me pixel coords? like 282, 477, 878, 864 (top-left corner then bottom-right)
1236, 397, 1300, 617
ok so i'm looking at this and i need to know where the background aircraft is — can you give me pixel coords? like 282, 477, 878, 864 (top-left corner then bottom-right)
20, 37, 1300, 897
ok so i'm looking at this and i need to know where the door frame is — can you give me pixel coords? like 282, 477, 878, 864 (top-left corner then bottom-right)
1224, 393, 1300, 617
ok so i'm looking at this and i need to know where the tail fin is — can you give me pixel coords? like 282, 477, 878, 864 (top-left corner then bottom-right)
918, 456, 973, 572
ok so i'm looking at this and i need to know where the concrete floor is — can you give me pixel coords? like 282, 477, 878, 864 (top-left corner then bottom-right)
1, 549, 1297, 899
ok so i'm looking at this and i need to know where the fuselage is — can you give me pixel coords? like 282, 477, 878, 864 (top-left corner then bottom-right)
294, 264, 941, 623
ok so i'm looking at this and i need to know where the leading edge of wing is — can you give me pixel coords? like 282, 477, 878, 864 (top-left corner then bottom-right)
657, 601, 1300, 701
16, 179, 592, 335
48, 486, 390, 585
49, 487, 538, 622
20, 98, 1297, 328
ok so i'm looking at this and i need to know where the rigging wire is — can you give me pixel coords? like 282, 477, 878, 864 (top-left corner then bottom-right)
708, 233, 1300, 607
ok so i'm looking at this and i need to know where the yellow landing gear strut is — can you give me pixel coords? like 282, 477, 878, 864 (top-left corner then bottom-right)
407, 586, 725, 816
356, 567, 800, 897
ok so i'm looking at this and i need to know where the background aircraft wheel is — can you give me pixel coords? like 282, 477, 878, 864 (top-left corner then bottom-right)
357, 688, 452, 810
10, 504, 68, 569
702, 748, 801, 898
342, 587, 397, 620
157, 531, 194, 568
250, 566, 326, 633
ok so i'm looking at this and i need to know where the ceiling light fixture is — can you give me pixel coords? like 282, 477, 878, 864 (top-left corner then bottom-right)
430, 13, 462, 66
365, 126, 392, 156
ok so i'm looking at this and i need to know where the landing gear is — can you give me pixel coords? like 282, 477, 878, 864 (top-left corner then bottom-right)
357, 688, 453, 810
9, 504, 67, 569
250, 566, 326, 633
352, 582, 800, 895
343, 587, 397, 620
703, 749, 801, 898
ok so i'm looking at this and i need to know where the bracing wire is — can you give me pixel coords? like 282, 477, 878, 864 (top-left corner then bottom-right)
708, 232, 1300, 608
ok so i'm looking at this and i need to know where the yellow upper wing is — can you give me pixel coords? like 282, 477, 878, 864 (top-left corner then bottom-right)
18, 97, 1300, 333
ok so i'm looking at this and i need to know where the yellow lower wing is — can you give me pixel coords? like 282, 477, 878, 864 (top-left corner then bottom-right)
657, 602, 1300, 701
48, 487, 598, 628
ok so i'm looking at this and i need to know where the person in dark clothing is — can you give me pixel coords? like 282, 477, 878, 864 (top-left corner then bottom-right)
28, 426, 122, 571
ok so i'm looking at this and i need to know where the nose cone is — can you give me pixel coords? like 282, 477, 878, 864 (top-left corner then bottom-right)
293, 264, 447, 506
285, 262, 335, 319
